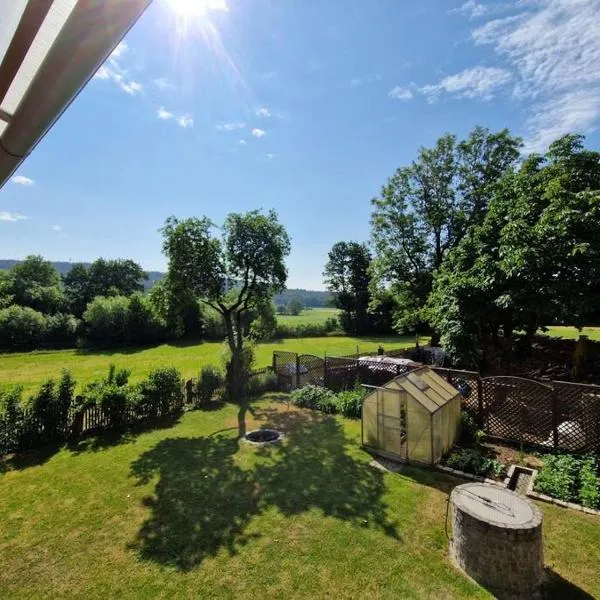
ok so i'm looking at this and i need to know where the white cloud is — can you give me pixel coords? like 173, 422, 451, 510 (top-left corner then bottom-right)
11, 175, 34, 186
110, 41, 128, 59
256, 107, 271, 117
157, 107, 174, 120
388, 86, 414, 100
153, 77, 175, 91
450, 0, 506, 19
251, 128, 266, 138
52, 225, 62, 232
0, 212, 28, 222
176, 115, 194, 128
217, 121, 246, 131
420, 66, 512, 101
119, 80, 143, 95
351, 74, 383, 88
238, 139, 247, 145
471, 0, 600, 152
266, 153, 276, 159
93, 65, 111, 80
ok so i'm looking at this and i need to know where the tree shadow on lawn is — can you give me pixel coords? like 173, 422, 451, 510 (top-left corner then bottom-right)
129, 408, 399, 571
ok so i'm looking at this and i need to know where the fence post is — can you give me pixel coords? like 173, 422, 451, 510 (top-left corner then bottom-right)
272, 351, 276, 372
551, 384, 559, 450
324, 357, 329, 389
477, 376, 484, 427
295, 353, 301, 389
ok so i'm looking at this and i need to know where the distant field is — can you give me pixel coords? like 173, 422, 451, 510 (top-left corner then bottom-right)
0, 335, 414, 395
277, 307, 340, 325
543, 326, 600, 341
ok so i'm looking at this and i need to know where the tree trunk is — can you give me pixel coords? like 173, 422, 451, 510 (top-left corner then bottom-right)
237, 404, 248, 439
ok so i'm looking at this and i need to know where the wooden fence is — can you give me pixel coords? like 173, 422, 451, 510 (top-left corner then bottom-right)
273, 351, 600, 455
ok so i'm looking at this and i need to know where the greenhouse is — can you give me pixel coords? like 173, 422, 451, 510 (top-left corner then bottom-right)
361, 366, 462, 465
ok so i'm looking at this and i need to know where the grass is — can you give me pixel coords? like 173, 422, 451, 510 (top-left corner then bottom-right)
277, 307, 340, 325
0, 398, 598, 599
0, 336, 413, 395
543, 326, 600, 341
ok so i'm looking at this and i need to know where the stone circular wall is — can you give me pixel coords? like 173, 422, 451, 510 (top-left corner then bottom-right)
450, 483, 543, 599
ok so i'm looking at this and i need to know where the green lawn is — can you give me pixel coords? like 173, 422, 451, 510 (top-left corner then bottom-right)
543, 326, 600, 341
277, 307, 340, 325
0, 336, 413, 395
1, 397, 597, 599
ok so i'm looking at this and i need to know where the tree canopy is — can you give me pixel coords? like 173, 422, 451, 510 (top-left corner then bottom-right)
161, 209, 290, 436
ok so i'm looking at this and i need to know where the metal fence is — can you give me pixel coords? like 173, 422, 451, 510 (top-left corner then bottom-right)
273, 351, 600, 455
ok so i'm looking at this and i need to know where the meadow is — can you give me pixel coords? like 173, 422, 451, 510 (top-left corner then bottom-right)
0, 336, 414, 395
544, 326, 600, 341
276, 307, 340, 325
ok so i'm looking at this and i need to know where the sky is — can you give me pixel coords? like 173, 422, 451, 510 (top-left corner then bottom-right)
1, 0, 600, 290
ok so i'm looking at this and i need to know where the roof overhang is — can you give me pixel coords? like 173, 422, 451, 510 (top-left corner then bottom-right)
0, 0, 152, 189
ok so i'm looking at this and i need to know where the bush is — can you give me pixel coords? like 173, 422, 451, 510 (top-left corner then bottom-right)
45, 313, 79, 346
196, 366, 223, 406
246, 370, 279, 397
139, 367, 184, 416
83, 296, 130, 345
0, 305, 47, 349
534, 454, 579, 502
460, 410, 485, 446
446, 448, 505, 478
335, 389, 364, 418
0, 386, 25, 452
291, 385, 334, 410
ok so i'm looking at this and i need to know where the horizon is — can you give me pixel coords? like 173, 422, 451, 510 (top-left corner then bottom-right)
1, 0, 599, 290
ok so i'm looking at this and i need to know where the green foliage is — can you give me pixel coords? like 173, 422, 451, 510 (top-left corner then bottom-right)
579, 456, 600, 509
0, 305, 48, 349
290, 384, 365, 418
535, 454, 580, 502
246, 371, 279, 397
46, 312, 79, 345
0, 386, 24, 452
196, 366, 224, 407
139, 367, 184, 417
446, 448, 505, 478
287, 298, 303, 316
82, 365, 130, 429
371, 127, 522, 337
534, 452, 600, 508
459, 410, 485, 446
8, 255, 64, 314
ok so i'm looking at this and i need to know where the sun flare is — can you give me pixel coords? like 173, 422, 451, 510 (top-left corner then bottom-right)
167, 0, 228, 18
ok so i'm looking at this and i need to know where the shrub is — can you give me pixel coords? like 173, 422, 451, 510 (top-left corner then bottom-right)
446, 448, 505, 478
196, 366, 223, 406
0, 386, 24, 452
534, 454, 579, 502
246, 370, 279, 397
291, 385, 334, 410
140, 367, 184, 416
460, 410, 485, 446
45, 313, 79, 346
335, 389, 364, 418
83, 296, 130, 345
0, 305, 47, 349
579, 456, 600, 509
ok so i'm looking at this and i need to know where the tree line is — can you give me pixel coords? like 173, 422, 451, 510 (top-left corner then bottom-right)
324, 129, 600, 366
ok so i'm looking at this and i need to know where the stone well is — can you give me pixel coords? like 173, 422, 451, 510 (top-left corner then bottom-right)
450, 482, 543, 599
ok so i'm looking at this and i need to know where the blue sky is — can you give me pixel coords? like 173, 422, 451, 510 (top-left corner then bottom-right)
2, 0, 599, 290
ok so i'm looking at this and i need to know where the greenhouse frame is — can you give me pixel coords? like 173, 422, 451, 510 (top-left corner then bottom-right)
361, 366, 462, 465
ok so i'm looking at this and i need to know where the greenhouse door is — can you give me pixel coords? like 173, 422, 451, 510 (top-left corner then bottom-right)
378, 389, 407, 460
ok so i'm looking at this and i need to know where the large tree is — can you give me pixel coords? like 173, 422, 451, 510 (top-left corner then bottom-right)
323, 241, 373, 335
63, 258, 147, 317
430, 134, 600, 365
370, 127, 521, 337
8, 255, 64, 313
161, 210, 290, 437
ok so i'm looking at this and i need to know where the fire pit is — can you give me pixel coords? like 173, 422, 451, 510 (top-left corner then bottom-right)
245, 429, 283, 445
450, 482, 543, 599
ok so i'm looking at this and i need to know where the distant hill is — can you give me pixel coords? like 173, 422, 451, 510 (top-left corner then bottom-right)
0, 260, 331, 302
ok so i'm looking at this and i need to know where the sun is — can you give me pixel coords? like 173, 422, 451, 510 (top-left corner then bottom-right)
167, 0, 229, 18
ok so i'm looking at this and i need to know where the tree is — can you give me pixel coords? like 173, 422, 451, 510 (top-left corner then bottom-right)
370, 127, 521, 338
324, 241, 372, 335
8, 255, 64, 313
0, 270, 13, 309
287, 298, 303, 316
430, 134, 600, 365
161, 210, 290, 437
63, 258, 147, 317
276, 304, 287, 315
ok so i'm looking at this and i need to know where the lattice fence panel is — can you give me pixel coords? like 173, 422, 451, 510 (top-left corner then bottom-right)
324, 357, 358, 392
357, 359, 411, 387
482, 377, 554, 446
553, 381, 600, 454
273, 351, 298, 391
432, 367, 481, 415
298, 354, 325, 387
